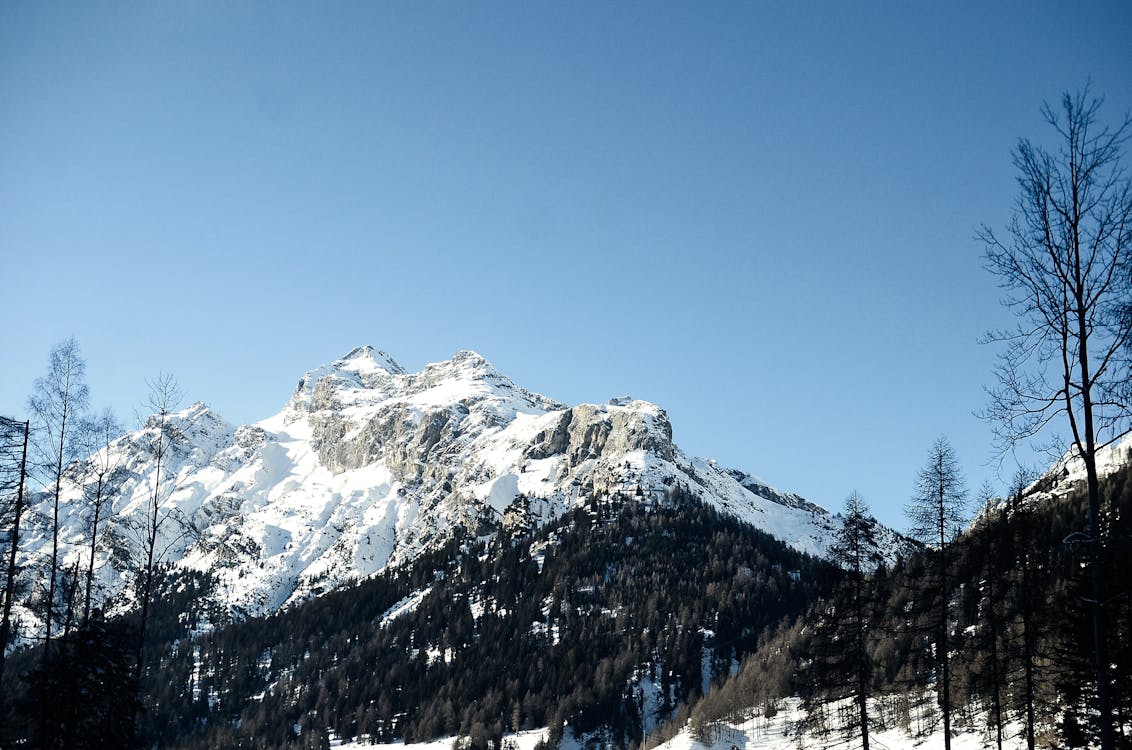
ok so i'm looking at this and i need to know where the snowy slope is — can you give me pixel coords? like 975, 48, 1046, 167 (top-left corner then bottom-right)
327, 699, 1028, 750
1035, 432, 1132, 497
19, 346, 898, 621
655, 697, 1029, 750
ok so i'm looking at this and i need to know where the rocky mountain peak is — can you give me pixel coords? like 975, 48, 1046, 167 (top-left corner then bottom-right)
334, 345, 405, 376
17, 345, 885, 624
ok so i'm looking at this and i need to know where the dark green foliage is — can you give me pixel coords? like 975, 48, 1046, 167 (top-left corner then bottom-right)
691, 463, 1132, 748
110, 488, 831, 750
802, 493, 885, 748
8, 461, 1128, 749
17, 613, 139, 749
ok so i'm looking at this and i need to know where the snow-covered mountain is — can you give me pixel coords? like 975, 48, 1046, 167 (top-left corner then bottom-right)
22, 346, 905, 619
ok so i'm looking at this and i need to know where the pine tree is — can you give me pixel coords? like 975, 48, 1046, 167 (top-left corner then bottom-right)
806, 492, 884, 749
905, 437, 967, 750
967, 482, 1009, 750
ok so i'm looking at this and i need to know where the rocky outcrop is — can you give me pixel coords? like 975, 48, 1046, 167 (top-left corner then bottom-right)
16, 345, 860, 627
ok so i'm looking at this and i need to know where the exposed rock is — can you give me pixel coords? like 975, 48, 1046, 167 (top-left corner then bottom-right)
14, 345, 890, 628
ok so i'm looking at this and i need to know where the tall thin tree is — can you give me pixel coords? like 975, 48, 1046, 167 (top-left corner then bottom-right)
906, 436, 967, 750
27, 337, 90, 662
830, 491, 884, 750
79, 408, 123, 623
129, 372, 180, 747
970, 481, 1007, 750
0, 416, 30, 723
979, 87, 1132, 750
1004, 468, 1041, 750
804, 492, 884, 750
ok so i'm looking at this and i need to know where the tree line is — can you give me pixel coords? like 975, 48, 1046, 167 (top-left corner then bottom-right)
0, 337, 184, 749
120, 488, 836, 750
687, 449, 1132, 749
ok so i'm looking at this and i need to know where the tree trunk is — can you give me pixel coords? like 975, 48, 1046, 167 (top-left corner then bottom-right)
0, 420, 29, 716
938, 465, 951, 750
1018, 499, 1036, 750
43, 400, 69, 665
986, 524, 1004, 750
1070, 224, 1113, 748
83, 472, 104, 623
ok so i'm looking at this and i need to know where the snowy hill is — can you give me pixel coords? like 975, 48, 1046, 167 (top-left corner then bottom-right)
21, 346, 905, 620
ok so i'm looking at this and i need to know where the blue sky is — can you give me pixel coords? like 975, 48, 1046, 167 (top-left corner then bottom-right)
2, 2, 1129, 529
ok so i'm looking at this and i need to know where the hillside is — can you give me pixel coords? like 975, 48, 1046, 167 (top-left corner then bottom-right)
678, 460, 1132, 749
14, 346, 908, 630
8, 488, 840, 749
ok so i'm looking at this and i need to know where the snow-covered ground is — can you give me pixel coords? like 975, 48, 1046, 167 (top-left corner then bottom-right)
326, 697, 1028, 750
658, 698, 1027, 750
334, 728, 548, 750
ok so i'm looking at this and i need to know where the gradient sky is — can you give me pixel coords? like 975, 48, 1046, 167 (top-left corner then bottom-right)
2, 2, 1130, 530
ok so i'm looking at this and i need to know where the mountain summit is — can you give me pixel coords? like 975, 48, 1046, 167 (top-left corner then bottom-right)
24, 347, 896, 620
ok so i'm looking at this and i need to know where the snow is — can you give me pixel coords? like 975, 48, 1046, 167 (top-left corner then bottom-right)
379, 587, 432, 628
12, 345, 925, 632
1038, 431, 1132, 496
334, 729, 548, 750
656, 697, 1029, 750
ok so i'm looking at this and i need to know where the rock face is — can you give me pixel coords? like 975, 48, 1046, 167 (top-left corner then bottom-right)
20, 346, 883, 620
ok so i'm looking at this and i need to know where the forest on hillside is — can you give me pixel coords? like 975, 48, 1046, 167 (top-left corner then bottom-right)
684, 463, 1132, 750
3, 486, 837, 749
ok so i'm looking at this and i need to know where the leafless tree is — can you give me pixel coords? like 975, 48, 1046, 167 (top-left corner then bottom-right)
905, 436, 967, 750
979, 86, 1132, 750
121, 371, 186, 748
27, 337, 90, 661
78, 408, 124, 623
134, 373, 180, 674
0, 416, 30, 718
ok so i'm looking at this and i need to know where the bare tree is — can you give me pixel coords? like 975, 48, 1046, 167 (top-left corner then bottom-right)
27, 337, 90, 661
0, 416, 30, 720
135, 373, 180, 670
906, 436, 967, 750
78, 408, 124, 623
979, 87, 1132, 750
128, 372, 181, 747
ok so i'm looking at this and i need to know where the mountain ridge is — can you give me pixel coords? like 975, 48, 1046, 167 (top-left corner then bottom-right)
19, 346, 909, 625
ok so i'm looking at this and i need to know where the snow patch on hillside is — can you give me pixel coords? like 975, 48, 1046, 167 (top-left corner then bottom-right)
15, 345, 901, 627
659, 698, 1027, 750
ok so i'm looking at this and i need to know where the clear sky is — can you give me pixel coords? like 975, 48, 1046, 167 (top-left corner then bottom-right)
1, 2, 1129, 530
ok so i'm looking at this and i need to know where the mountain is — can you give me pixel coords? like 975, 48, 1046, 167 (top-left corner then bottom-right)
20, 346, 905, 623
12, 347, 1130, 750
134, 491, 839, 749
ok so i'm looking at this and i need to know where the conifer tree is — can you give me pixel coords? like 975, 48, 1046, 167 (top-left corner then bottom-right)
806, 492, 883, 749
905, 437, 967, 750
1004, 469, 1041, 750
968, 481, 1008, 750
